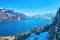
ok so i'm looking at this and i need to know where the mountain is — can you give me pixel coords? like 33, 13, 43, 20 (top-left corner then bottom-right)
48, 8, 60, 40
0, 8, 27, 22
30, 13, 55, 20
15, 8, 60, 40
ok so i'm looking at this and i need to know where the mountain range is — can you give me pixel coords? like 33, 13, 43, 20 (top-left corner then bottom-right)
0, 8, 27, 22
30, 13, 55, 20
0, 8, 55, 22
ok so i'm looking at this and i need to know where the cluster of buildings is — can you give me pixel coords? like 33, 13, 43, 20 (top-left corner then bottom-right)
0, 36, 15, 40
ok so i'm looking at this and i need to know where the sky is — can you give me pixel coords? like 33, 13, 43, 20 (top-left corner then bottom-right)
0, 0, 60, 16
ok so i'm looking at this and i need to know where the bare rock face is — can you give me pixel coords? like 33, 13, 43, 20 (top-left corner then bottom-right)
0, 8, 27, 22
48, 8, 60, 40
55, 8, 60, 25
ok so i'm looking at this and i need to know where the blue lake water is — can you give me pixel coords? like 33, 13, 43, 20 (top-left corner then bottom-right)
0, 19, 52, 36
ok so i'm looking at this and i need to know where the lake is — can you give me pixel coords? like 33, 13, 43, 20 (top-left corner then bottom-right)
0, 19, 52, 36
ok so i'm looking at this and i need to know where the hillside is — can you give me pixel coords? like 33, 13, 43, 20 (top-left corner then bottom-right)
0, 8, 27, 22
15, 8, 60, 40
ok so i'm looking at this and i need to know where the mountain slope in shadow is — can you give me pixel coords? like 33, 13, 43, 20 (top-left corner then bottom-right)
15, 8, 60, 40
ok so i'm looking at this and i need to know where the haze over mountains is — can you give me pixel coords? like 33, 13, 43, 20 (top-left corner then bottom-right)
0, 8, 56, 22
30, 13, 56, 20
